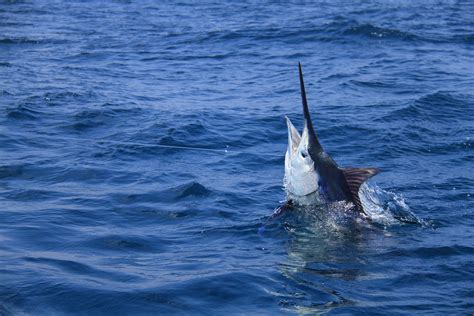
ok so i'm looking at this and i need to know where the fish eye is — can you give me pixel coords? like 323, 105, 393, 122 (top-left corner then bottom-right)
300, 151, 308, 158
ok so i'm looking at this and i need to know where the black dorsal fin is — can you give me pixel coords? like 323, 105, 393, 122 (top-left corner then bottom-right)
298, 63, 323, 152
342, 168, 380, 212
298, 62, 313, 134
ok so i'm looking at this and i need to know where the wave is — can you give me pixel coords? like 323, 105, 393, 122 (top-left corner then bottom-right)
0, 37, 42, 45
111, 181, 212, 205
343, 23, 418, 41
6, 104, 43, 120
5, 92, 100, 121
0, 37, 67, 45
23, 256, 144, 283
84, 234, 166, 253
381, 91, 473, 123
168, 15, 474, 50
175, 19, 425, 46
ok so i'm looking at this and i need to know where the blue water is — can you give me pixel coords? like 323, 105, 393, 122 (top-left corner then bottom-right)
1, 1, 473, 314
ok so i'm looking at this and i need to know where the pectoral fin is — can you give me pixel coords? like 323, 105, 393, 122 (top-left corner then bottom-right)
342, 167, 380, 212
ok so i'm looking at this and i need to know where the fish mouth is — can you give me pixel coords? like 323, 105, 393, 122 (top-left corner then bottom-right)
284, 115, 320, 198
285, 116, 301, 159
285, 116, 312, 159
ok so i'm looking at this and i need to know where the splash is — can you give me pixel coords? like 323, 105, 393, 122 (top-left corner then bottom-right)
260, 183, 423, 236
359, 183, 422, 226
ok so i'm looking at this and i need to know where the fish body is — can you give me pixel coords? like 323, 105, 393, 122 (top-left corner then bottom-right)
284, 64, 379, 213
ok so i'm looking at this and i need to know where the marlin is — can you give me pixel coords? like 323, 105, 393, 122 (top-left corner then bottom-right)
284, 63, 380, 214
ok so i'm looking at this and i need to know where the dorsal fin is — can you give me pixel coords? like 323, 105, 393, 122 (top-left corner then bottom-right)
298, 63, 323, 152
342, 168, 380, 213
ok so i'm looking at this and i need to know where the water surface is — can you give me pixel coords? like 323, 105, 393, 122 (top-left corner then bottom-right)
1, 1, 473, 314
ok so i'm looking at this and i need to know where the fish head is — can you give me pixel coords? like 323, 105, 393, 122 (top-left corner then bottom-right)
284, 116, 320, 197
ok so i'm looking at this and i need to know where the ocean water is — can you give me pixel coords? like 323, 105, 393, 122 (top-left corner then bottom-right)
1, 1, 473, 315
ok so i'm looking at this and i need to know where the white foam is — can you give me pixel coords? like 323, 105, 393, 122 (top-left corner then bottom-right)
359, 183, 422, 226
